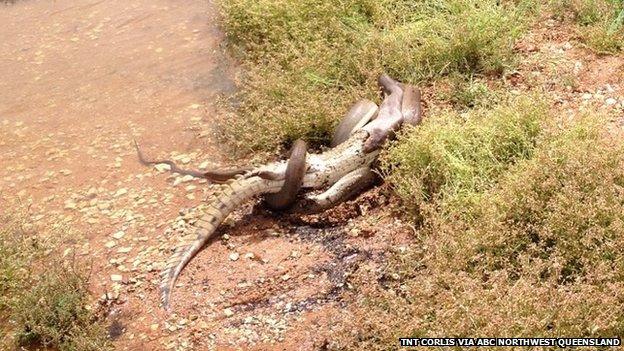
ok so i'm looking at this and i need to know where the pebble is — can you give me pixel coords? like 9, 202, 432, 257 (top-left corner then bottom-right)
117, 247, 132, 254
110, 274, 123, 282
105, 240, 117, 248
112, 231, 125, 239
180, 175, 195, 183
606, 98, 617, 106
229, 252, 240, 261
115, 188, 128, 197
154, 163, 171, 172
223, 308, 234, 317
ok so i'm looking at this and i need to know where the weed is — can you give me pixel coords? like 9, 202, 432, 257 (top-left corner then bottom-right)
0, 213, 111, 351
217, 0, 540, 154
380, 95, 546, 222
552, 0, 624, 54
333, 109, 624, 349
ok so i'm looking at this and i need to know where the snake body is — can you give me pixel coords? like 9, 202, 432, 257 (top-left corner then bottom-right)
143, 74, 423, 310
264, 139, 308, 210
159, 130, 378, 309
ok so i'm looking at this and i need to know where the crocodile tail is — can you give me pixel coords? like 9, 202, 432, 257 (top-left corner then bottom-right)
159, 176, 272, 310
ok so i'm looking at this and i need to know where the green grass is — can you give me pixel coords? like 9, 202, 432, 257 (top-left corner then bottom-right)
380, 95, 546, 222
332, 104, 624, 350
216, 1, 624, 347
0, 213, 111, 351
217, 0, 540, 154
552, 0, 624, 53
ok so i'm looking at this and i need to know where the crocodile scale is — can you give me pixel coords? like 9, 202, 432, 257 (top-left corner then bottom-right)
160, 130, 379, 309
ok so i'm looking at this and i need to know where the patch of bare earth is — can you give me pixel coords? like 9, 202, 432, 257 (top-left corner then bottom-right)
0, 1, 414, 350
511, 16, 624, 123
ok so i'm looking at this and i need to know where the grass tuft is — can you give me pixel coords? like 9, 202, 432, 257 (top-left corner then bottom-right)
217, 0, 539, 154
380, 95, 546, 222
552, 0, 624, 53
0, 212, 111, 351
333, 104, 624, 349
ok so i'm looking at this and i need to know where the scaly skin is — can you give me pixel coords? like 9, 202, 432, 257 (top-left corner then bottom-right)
159, 75, 421, 310
160, 130, 378, 309
264, 139, 308, 210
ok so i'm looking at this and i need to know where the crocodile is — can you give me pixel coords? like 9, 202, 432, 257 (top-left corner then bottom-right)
156, 74, 422, 310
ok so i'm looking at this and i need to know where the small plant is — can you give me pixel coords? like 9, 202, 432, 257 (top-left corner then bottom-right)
0, 213, 111, 351
552, 0, 624, 54
333, 106, 624, 350
380, 95, 546, 221
436, 74, 501, 110
217, 0, 540, 154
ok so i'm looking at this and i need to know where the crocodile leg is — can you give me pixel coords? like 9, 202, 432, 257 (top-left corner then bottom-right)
362, 74, 404, 152
331, 99, 378, 147
290, 166, 376, 214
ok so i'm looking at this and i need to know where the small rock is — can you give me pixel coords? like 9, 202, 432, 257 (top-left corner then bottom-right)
105, 241, 117, 249
223, 308, 234, 317
281, 274, 290, 281
117, 247, 132, 254
284, 302, 293, 312
180, 156, 191, 164
349, 228, 360, 237
229, 252, 240, 261
154, 163, 171, 172
64, 201, 77, 210
244, 252, 255, 260
110, 274, 123, 282
582, 93, 592, 100
606, 98, 617, 106
112, 231, 125, 239
115, 188, 128, 197
180, 175, 195, 183
150, 324, 159, 331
